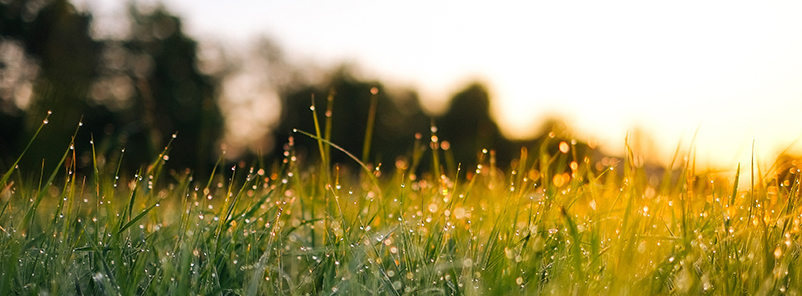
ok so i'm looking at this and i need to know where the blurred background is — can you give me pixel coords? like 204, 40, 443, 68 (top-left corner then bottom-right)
2, 0, 802, 177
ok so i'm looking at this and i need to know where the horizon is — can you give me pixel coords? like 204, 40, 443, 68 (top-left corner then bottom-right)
84, 0, 802, 170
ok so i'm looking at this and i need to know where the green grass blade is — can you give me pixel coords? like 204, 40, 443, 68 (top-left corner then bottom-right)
310, 95, 328, 169
294, 129, 381, 197
0, 111, 51, 186
115, 200, 160, 238
361, 87, 379, 164
20, 121, 79, 233
729, 163, 740, 206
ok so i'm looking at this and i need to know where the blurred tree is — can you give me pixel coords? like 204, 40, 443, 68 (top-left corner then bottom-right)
275, 76, 603, 179
106, 4, 223, 174
0, 0, 100, 173
0, 0, 223, 177
434, 83, 607, 180
275, 66, 429, 167
435, 82, 517, 168
0, 0, 611, 182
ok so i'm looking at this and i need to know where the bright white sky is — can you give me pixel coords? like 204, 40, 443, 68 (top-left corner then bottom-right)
87, 0, 802, 170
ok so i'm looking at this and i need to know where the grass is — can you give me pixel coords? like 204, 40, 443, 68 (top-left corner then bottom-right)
1, 111, 802, 296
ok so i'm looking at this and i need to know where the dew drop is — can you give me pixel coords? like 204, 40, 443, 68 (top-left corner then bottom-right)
559, 141, 569, 153
428, 203, 439, 213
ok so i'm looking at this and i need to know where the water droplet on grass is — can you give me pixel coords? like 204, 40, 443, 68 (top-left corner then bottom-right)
559, 141, 569, 153
428, 203, 438, 213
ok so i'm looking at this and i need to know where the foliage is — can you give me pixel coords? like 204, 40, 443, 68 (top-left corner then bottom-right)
0, 0, 223, 177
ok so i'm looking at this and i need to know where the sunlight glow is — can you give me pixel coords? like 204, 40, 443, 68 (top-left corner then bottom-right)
92, 0, 802, 168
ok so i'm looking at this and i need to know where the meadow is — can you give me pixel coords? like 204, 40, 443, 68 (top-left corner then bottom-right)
1, 110, 801, 296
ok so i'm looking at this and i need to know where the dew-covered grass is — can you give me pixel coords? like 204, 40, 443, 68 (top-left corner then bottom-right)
1, 112, 802, 295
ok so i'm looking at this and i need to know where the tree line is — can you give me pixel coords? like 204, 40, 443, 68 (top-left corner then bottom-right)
0, 0, 601, 180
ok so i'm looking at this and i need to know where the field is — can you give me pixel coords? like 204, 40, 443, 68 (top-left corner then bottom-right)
1, 113, 801, 295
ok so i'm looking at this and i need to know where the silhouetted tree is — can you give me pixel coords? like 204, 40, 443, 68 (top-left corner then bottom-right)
0, 0, 615, 183
435, 82, 519, 168
0, 0, 100, 173
276, 76, 606, 180
275, 66, 429, 167
105, 4, 223, 174
0, 1, 223, 177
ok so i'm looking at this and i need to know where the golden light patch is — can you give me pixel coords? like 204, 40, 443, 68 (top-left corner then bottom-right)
553, 173, 570, 187
559, 141, 569, 153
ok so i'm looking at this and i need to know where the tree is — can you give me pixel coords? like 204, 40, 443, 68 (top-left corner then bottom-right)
275, 66, 429, 167
435, 82, 517, 168
0, 0, 224, 177
108, 4, 223, 173
0, 0, 100, 173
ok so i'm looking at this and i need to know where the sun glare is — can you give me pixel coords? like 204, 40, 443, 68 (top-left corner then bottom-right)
483, 1, 802, 168
107, 0, 802, 168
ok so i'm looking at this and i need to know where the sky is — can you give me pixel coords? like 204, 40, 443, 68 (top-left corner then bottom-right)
87, 0, 802, 170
